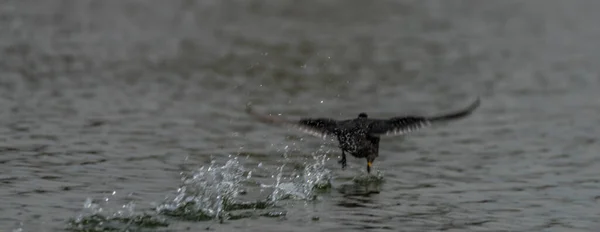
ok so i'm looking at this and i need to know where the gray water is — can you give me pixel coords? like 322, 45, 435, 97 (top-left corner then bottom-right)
2, 0, 600, 231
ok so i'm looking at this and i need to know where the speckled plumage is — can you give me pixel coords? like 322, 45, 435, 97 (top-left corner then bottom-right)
246, 98, 480, 173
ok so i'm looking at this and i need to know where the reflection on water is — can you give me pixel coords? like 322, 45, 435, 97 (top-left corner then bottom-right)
337, 175, 385, 197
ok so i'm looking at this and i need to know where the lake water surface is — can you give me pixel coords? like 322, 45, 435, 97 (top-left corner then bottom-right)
2, 0, 600, 231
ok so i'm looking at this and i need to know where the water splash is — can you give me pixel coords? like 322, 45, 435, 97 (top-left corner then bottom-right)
78, 191, 138, 219
155, 157, 284, 222
68, 192, 168, 231
266, 147, 333, 201
156, 158, 246, 221
67, 148, 338, 229
270, 164, 286, 202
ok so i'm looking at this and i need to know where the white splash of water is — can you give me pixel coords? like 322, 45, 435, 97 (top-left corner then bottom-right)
270, 164, 286, 202
266, 147, 332, 201
156, 157, 247, 219
75, 191, 138, 223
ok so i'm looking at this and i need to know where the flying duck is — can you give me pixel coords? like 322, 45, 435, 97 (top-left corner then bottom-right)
246, 97, 480, 173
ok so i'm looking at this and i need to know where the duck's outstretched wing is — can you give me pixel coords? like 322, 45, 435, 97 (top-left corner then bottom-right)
368, 97, 481, 137
245, 105, 339, 139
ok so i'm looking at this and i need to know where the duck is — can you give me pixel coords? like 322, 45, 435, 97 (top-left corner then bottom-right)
246, 97, 480, 173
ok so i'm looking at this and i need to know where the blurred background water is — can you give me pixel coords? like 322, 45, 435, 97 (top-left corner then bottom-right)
1, 0, 600, 231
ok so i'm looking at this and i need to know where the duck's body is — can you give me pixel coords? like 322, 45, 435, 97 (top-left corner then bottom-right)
327, 114, 380, 172
246, 98, 480, 173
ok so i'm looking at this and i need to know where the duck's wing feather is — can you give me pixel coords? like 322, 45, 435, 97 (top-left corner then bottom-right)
368, 97, 481, 137
368, 116, 432, 136
246, 105, 339, 139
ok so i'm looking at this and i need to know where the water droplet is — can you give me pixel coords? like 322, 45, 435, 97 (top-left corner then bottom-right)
320, 100, 324, 103
83, 198, 92, 208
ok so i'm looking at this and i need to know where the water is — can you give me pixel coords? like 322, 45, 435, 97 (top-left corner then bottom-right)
2, 0, 600, 231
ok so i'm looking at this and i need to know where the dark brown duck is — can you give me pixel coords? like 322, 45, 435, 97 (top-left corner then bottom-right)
246, 98, 481, 173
